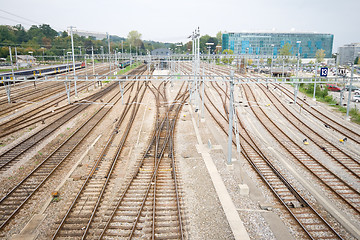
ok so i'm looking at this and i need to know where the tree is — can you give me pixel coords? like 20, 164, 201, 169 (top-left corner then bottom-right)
279, 43, 292, 56
267, 58, 272, 66
315, 49, 325, 63
39, 24, 58, 39
354, 56, 359, 65
14, 24, 29, 43
127, 30, 142, 49
222, 49, 234, 64
216, 31, 222, 45
0, 25, 15, 43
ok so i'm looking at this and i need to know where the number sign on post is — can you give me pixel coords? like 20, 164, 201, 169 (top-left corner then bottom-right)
320, 67, 328, 77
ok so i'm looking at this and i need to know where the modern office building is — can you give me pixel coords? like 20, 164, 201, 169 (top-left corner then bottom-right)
337, 43, 360, 65
222, 32, 333, 58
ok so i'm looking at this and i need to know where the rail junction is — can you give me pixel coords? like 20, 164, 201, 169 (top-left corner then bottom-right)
0, 46, 360, 239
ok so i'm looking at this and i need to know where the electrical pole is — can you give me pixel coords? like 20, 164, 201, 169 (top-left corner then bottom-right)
69, 26, 77, 97
15, 47, 19, 70
107, 32, 111, 72
9, 47, 15, 84
92, 46, 95, 75
227, 70, 235, 165
346, 63, 354, 118
294, 41, 301, 104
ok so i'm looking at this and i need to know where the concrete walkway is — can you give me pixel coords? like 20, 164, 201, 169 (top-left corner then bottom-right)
188, 104, 250, 240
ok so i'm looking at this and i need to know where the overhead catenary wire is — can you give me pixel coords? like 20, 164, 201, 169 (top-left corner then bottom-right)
0, 9, 42, 25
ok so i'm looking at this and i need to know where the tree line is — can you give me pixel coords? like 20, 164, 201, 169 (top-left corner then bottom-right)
0, 24, 223, 60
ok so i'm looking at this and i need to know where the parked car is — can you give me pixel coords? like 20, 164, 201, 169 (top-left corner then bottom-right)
326, 84, 341, 92
345, 85, 360, 91
353, 90, 360, 95
353, 95, 360, 102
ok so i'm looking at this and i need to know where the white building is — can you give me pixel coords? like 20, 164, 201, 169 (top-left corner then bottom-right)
337, 43, 360, 65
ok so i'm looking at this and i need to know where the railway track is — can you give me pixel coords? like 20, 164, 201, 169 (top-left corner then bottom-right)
52, 80, 147, 239
257, 75, 360, 145
0, 66, 141, 170
50, 80, 187, 239
0, 80, 114, 171
0, 65, 111, 134
254, 81, 360, 180
0, 66, 148, 232
198, 68, 344, 239
96, 82, 186, 239
243, 83, 360, 214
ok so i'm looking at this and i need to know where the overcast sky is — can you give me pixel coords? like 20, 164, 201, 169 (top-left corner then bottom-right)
1, 0, 359, 52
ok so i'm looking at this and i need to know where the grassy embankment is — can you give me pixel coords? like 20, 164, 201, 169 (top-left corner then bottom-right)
298, 82, 360, 124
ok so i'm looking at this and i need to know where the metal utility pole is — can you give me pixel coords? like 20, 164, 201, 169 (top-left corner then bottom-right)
69, 26, 77, 97
313, 61, 318, 100
346, 64, 354, 118
121, 40, 124, 62
15, 47, 19, 70
227, 70, 235, 165
107, 32, 111, 72
294, 41, 301, 104
8, 47, 15, 84
91, 46, 95, 75
270, 44, 274, 77
101, 46, 104, 63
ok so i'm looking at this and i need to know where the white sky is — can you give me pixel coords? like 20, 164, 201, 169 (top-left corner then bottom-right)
0, 0, 359, 52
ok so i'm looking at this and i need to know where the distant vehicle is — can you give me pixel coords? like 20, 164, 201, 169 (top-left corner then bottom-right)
326, 84, 341, 92
352, 95, 360, 102
345, 85, 360, 91
354, 90, 360, 95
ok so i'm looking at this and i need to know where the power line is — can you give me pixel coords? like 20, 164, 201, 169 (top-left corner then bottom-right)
0, 15, 32, 27
0, 9, 41, 25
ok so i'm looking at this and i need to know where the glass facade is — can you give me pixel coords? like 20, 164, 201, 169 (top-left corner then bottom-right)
222, 32, 333, 58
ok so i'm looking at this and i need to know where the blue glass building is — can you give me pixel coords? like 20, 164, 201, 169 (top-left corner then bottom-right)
222, 32, 333, 58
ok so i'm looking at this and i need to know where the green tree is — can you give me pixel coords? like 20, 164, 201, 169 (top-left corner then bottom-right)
39, 24, 58, 39
222, 49, 234, 64
0, 25, 15, 43
267, 58, 272, 66
315, 49, 325, 63
279, 43, 292, 56
354, 56, 359, 65
14, 24, 29, 43
127, 30, 142, 49
216, 31, 222, 45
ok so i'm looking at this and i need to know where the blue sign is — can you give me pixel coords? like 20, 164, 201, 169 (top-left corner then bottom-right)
320, 67, 328, 77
